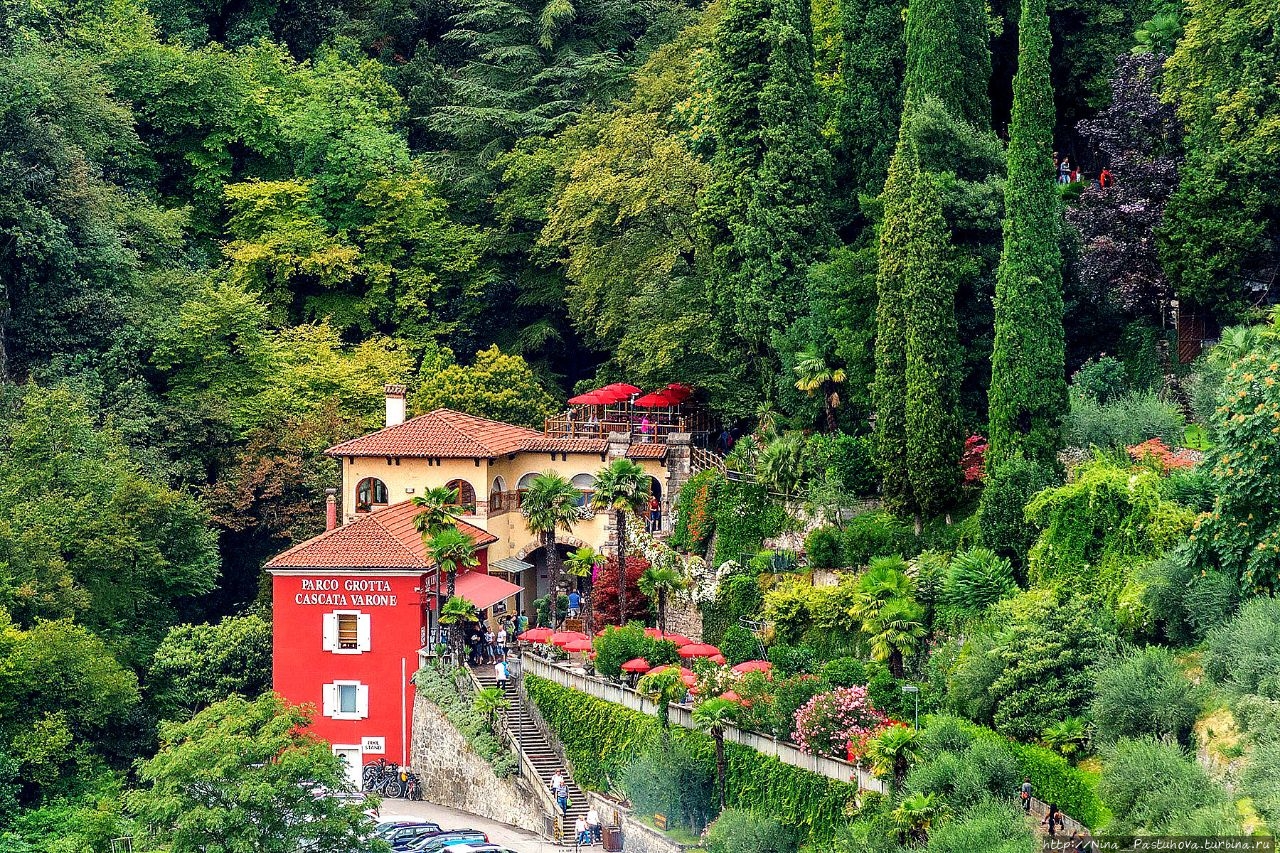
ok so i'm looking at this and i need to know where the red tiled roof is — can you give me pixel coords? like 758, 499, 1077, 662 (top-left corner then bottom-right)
325, 408, 669, 461
266, 501, 497, 570
326, 409, 541, 459
521, 437, 609, 454
626, 444, 668, 459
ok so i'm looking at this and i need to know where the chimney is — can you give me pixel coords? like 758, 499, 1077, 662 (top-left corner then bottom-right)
325, 488, 338, 531
385, 384, 407, 428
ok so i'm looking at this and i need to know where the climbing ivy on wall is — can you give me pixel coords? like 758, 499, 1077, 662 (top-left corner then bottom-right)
710, 480, 791, 566
525, 676, 858, 843
670, 469, 724, 555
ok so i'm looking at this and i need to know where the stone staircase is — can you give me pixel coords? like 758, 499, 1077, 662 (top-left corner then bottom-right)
472, 665, 589, 827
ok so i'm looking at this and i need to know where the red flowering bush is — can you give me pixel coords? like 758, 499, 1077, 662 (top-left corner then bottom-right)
792, 686, 891, 759
961, 435, 988, 484
1127, 438, 1198, 473
592, 556, 651, 626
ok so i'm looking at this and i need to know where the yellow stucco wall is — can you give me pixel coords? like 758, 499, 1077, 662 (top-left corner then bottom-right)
339, 452, 665, 561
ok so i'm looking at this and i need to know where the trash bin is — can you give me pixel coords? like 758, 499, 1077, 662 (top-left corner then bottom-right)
602, 825, 623, 852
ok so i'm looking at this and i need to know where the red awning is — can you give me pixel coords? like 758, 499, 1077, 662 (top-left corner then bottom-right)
453, 571, 524, 610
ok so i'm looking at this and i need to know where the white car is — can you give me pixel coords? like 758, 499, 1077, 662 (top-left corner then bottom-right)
439, 844, 521, 853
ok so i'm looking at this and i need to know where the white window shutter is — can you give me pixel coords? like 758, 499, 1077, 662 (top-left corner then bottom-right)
356, 684, 370, 719
322, 683, 337, 717
357, 613, 372, 652
322, 613, 337, 652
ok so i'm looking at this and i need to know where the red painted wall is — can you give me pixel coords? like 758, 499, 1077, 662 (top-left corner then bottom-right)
272, 572, 426, 767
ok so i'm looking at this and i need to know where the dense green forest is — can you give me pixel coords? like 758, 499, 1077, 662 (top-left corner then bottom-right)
0, 0, 1277, 847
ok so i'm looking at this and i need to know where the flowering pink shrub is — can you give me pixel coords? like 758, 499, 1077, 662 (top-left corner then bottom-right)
961, 435, 987, 484
792, 686, 890, 759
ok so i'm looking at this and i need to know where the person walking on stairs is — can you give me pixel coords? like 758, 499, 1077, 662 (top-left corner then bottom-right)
575, 815, 590, 847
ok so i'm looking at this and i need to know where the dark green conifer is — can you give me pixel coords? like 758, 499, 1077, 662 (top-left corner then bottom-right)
837, 0, 907, 197
904, 171, 962, 515
987, 0, 1066, 468
704, 0, 834, 391
902, 0, 992, 128
872, 138, 917, 516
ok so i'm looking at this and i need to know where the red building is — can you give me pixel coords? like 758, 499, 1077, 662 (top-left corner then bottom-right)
267, 500, 520, 786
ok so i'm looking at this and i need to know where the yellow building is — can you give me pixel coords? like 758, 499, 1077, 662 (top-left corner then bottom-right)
324, 386, 693, 618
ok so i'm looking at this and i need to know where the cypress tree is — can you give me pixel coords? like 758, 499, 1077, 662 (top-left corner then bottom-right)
872, 138, 917, 516
837, 0, 907, 197
705, 0, 834, 389
904, 171, 963, 516
987, 0, 1066, 468
902, 0, 992, 128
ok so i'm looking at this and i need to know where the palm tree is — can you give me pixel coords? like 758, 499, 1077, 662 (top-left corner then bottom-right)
639, 565, 687, 634
1042, 717, 1090, 759
636, 665, 687, 730
522, 472, 582, 627
439, 595, 477, 664
565, 546, 603, 634
413, 486, 460, 537
891, 791, 949, 846
793, 348, 847, 433
473, 687, 511, 729
866, 725, 922, 788
692, 698, 738, 810
848, 558, 914, 625
427, 526, 479, 598
591, 459, 649, 623
757, 432, 807, 496
867, 597, 927, 678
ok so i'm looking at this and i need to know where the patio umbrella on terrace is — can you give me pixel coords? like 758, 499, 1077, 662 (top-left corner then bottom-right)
621, 658, 652, 674
564, 638, 594, 653
710, 654, 726, 665
550, 631, 589, 647
678, 643, 721, 659
732, 660, 772, 674
519, 627, 553, 643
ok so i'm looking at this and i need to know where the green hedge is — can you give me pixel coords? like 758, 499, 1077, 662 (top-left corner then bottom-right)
925, 714, 1107, 827
711, 480, 790, 566
525, 676, 858, 843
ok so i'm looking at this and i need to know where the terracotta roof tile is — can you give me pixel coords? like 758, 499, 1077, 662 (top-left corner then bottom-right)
326, 409, 540, 459
626, 444, 667, 459
266, 501, 496, 570
520, 437, 609, 454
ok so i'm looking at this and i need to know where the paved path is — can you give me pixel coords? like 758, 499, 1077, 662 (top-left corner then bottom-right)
377, 798, 595, 853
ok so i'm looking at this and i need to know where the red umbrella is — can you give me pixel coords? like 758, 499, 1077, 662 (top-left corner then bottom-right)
565, 638, 594, 652
682, 674, 698, 688
550, 631, 589, 647
597, 383, 642, 402
720, 690, 742, 702
519, 627, 553, 643
621, 658, 652, 673
663, 383, 693, 402
568, 390, 607, 404
634, 390, 677, 407
662, 633, 693, 646
732, 660, 773, 674
678, 643, 721, 659
710, 654, 727, 665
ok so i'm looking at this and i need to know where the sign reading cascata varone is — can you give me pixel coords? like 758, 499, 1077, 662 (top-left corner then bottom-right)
293, 578, 400, 607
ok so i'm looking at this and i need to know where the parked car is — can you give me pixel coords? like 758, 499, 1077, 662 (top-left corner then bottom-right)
400, 830, 488, 852
439, 844, 522, 853
380, 822, 444, 847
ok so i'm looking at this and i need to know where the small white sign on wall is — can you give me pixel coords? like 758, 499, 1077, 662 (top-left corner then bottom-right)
361, 736, 386, 754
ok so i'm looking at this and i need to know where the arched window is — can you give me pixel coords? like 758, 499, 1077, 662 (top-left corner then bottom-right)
355, 477, 388, 512
516, 472, 539, 508
445, 479, 477, 514
571, 473, 596, 507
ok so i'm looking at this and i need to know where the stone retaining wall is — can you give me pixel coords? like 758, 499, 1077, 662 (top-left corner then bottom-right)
410, 694, 545, 833
584, 792, 697, 853
662, 597, 704, 642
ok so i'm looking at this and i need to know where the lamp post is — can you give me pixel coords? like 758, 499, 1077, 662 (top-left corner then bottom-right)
900, 684, 919, 731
